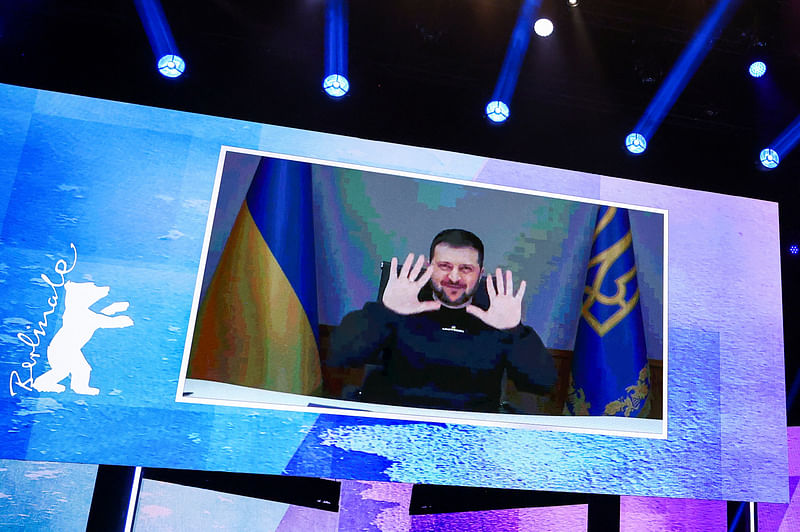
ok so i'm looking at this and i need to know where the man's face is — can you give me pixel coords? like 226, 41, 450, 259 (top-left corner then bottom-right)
429, 243, 483, 308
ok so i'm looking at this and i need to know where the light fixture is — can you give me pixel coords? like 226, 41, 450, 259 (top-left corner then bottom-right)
486, 101, 510, 123
759, 148, 779, 169
533, 18, 554, 37
761, 114, 800, 168
324, 0, 349, 98
748, 61, 766, 78
484, 0, 539, 125
625, 133, 647, 154
625, 0, 740, 155
134, 0, 185, 79
323, 74, 349, 98
157, 54, 185, 78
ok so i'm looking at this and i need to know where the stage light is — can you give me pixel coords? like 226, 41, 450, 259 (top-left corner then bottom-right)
534, 18, 554, 37
134, 0, 185, 79
486, 101, 510, 123
789, 244, 799, 255
568, 0, 579, 6
744, 22, 769, 80
748, 61, 766, 78
761, 114, 800, 169
324, 0, 349, 99
486, 0, 541, 124
625, 133, 647, 154
157, 54, 185, 78
627, 0, 739, 151
759, 148, 779, 169
323, 74, 349, 97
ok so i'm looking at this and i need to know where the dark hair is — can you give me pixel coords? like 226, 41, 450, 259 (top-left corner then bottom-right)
429, 229, 484, 268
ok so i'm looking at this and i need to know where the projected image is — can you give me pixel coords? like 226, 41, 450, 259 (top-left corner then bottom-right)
0, 83, 785, 501
179, 149, 665, 432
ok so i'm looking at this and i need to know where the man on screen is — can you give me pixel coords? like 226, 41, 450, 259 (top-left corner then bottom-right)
327, 229, 557, 413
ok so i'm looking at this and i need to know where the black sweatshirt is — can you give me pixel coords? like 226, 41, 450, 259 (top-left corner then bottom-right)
328, 302, 557, 413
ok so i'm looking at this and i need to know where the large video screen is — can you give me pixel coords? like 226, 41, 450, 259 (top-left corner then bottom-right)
0, 82, 787, 502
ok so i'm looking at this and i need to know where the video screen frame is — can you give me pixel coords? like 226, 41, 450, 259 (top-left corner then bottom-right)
176, 147, 668, 438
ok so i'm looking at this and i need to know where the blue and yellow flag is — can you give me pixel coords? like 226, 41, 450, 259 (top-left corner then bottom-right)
188, 158, 322, 395
566, 206, 650, 416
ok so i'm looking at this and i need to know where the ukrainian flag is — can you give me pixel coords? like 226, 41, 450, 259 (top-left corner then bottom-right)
188, 157, 322, 395
566, 206, 650, 417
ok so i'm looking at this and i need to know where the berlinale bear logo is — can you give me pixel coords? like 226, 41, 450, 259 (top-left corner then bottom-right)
31, 281, 133, 395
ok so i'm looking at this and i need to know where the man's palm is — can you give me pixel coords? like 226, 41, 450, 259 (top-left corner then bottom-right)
382, 253, 441, 315
466, 268, 526, 330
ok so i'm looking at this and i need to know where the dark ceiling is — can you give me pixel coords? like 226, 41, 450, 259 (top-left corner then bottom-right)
2, 0, 799, 419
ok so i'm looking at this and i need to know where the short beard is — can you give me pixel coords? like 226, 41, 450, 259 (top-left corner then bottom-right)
431, 280, 478, 308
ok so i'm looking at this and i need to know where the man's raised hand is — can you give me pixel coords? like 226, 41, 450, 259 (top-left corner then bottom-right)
382, 253, 441, 315
466, 268, 526, 330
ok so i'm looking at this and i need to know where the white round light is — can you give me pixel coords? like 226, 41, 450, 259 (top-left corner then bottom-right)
323, 74, 349, 97
534, 18, 554, 38
485, 100, 510, 123
748, 61, 767, 78
157, 54, 185, 78
625, 133, 647, 154
760, 148, 779, 169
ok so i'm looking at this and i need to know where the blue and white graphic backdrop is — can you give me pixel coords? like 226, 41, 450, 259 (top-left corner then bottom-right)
0, 83, 787, 502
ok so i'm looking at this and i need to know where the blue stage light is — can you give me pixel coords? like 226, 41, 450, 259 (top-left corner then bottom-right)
764, 114, 800, 167
629, 0, 738, 151
486, 101, 510, 123
790, 244, 799, 255
135, 0, 184, 79
323, 74, 349, 97
625, 133, 647, 154
760, 148, 779, 169
748, 61, 766, 78
324, 0, 349, 100
157, 54, 185, 78
486, 0, 540, 124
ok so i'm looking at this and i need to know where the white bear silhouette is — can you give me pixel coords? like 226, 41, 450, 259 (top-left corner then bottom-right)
32, 281, 133, 395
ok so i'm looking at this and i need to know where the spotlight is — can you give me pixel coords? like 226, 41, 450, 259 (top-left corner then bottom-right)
759, 148, 779, 169
135, 0, 184, 79
157, 54, 185, 78
748, 61, 766, 78
625, 133, 647, 154
744, 23, 769, 80
324, 0, 349, 100
568, 0, 579, 6
486, 100, 510, 123
628, 0, 740, 153
323, 74, 349, 97
485, 0, 538, 126
534, 18, 554, 37
790, 244, 799, 255
763, 114, 800, 167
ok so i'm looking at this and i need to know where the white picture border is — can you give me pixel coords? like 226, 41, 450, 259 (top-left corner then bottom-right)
176, 146, 669, 439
